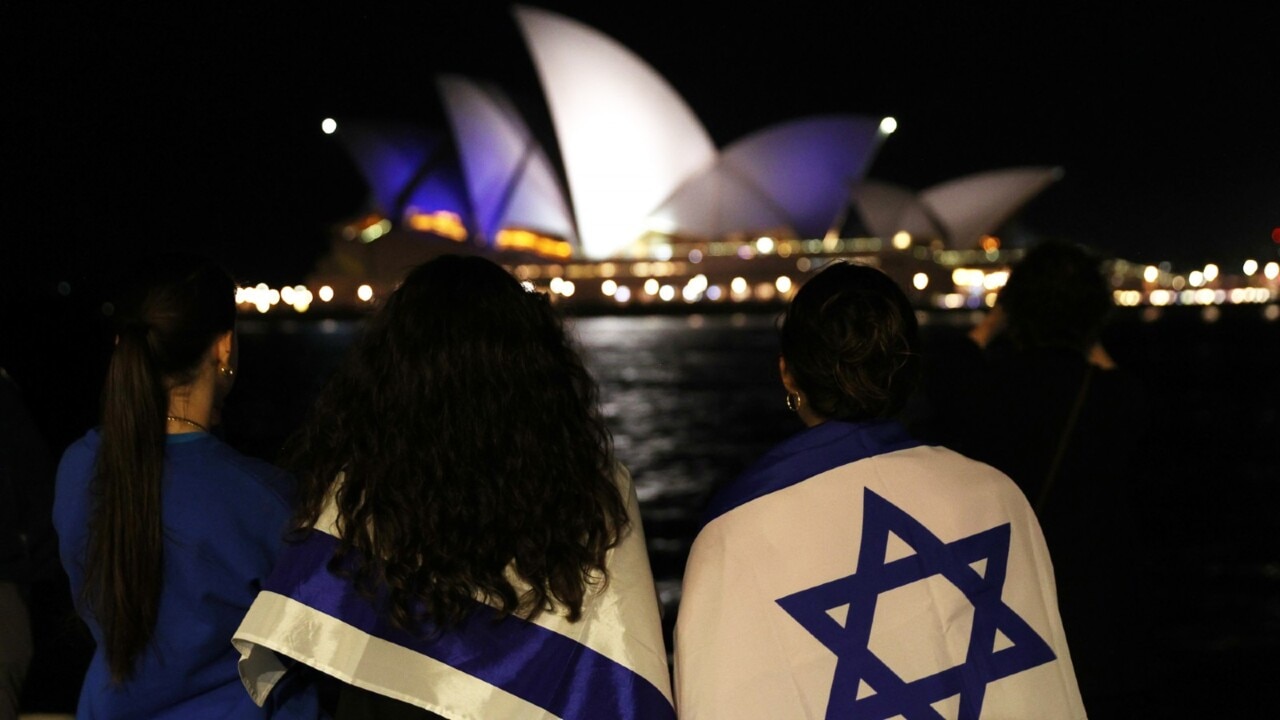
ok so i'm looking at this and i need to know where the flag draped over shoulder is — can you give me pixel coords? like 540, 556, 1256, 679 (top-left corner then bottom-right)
233, 467, 674, 720
674, 420, 1086, 720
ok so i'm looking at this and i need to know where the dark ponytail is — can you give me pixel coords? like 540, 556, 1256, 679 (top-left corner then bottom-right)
83, 253, 236, 682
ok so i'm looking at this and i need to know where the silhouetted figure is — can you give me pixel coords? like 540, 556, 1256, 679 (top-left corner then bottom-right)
913, 240, 1160, 716
232, 255, 673, 719
675, 261, 1085, 719
52, 253, 321, 718
1, 366, 46, 718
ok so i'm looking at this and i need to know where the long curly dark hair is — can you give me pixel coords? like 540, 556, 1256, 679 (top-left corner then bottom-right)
281, 254, 628, 631
779, 261, 921, 421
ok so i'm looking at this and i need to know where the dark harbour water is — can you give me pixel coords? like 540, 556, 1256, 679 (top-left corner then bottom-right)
214, 304, 1280, 715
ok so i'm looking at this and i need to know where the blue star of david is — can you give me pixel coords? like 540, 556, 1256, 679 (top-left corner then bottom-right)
776, 488, 1056, 720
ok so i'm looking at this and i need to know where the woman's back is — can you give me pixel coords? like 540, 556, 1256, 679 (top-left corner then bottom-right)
55, 430, 304, 718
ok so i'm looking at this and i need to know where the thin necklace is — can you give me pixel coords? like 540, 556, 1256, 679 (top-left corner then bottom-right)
166, 415, 209, 433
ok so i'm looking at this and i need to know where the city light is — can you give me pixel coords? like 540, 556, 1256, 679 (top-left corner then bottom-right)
321, 118, 337, 134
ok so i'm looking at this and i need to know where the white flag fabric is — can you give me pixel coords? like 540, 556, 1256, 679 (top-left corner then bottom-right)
674, 420, 1086, 719
233, 465, 674, 720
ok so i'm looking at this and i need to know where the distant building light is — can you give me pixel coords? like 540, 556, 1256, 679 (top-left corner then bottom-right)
1243, 259, 1258, 276
1203, 264, 1219, 282
318, 285, 334, 302
321, 118, 337, 134
614, 286, 631, 303
1143, 265, 1159, 283
495, 229, 571, 259
409, 211, 469, 242
1188, 270, 1205, 287
1264, 262, 1279, 280
659, 285, 675, 302
601, 279, 618, 296
730, 277, 748, 296
644, 278, 660, 295
775, 276, 792, 294
357, 285, 374, 302
912, 273, 929, 290
688, 249, 703, 263
982, 270, 1009, 290
756, 237, 775, 254
891, 231, 912, 250
879, 116, 898, 134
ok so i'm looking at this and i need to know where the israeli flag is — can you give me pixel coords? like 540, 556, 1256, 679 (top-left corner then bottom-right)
234, 466, 674, 720
674, 420, 1086, 720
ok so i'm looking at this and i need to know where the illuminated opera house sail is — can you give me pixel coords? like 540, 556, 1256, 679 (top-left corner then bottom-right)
298, 4, 1078, 313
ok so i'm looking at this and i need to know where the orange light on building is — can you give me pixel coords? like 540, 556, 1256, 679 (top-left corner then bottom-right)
495, 229, 573, 259
980, 235, 1000, 252
407, 211, 468, 241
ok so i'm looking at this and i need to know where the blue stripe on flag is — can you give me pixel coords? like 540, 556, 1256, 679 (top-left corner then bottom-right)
264, 530, 675, 720
701, 419, 920, 526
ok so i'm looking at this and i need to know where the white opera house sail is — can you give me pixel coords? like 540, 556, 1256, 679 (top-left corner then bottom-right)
852, 166, 1064, 249
648, 115, 891, 242
436, 73, 579, 255
512, 4, 719, 259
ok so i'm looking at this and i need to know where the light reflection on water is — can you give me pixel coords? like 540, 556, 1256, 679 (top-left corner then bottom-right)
568, 313, 798, 591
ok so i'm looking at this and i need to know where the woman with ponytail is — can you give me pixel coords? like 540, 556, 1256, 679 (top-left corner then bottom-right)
53, 252, 320, 719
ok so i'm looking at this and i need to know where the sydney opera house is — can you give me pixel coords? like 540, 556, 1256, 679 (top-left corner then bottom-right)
236, 5, 1276, 317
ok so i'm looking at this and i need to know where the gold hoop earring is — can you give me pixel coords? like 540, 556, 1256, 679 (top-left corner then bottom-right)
786, 392, 802, 412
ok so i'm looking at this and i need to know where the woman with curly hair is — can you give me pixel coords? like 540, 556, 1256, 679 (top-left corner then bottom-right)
233, 255, 673, 720
674, 261, 1085, 719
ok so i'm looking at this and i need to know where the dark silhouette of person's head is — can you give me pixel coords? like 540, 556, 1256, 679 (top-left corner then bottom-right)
998, 240, 1111, 354
110, 253, 238, 389
779, 261, 920, 422
283, 254, 628, 631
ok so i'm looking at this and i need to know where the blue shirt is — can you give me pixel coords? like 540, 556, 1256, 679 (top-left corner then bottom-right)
54, 429, 320, 719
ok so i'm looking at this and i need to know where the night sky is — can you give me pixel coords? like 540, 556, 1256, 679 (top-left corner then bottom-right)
5, 2, 1277, 291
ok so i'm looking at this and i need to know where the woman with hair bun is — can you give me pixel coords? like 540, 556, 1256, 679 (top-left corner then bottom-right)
674, 261, 1085, 719
53, 252, 320, 718
233, 254, 673, 720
